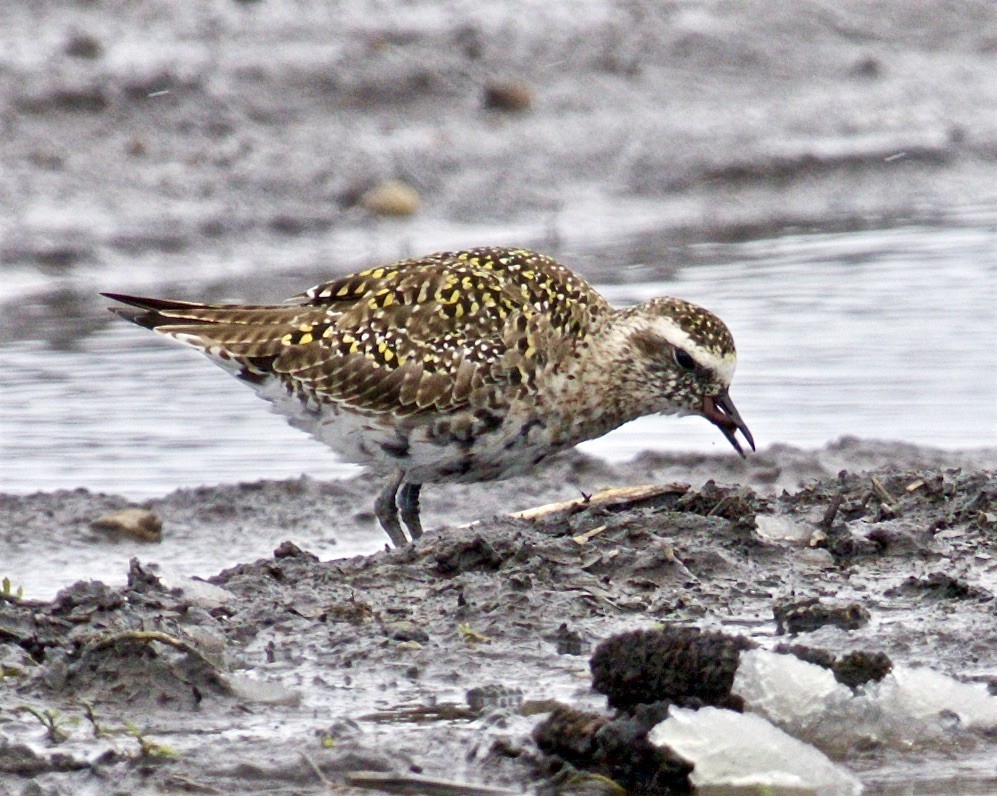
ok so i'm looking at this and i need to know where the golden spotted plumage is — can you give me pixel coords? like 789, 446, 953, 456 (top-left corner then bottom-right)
104, 247, 753, 547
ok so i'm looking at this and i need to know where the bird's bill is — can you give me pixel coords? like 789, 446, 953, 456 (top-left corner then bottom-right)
700, 390, 755, 457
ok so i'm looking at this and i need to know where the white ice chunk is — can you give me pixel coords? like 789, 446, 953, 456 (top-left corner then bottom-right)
869, 666, 997, 731
755, 513, 811, 542
733, 648, 997, 754
158, 571, 236, 610
734, 648, 854, 735
648, 706, 863, 795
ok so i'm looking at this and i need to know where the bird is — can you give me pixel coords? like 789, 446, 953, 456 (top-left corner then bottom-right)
103, 247, 753, 547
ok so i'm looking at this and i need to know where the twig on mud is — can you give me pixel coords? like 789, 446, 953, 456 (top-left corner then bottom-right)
80, 699, 106, 738
571, 525, 607, 545
510, 483, 688, 521
345, 770, 517, 796
458, 624, 491, 645
706, 496, 731, 517
564, 771, 627, 795
358, 704, 477, 723
300, 752, 331, 786
870, 476, 897, 506
820, 495, 844, 530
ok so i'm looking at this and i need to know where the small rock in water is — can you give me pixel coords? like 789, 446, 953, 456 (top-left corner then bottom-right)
832, 650, 893, 689
384, 620, 429, 643
359, 179, 420, 217
91, 508, 162, 541
483, 80, 533, 112
773, 596, 869, 634
65, 33, 104, 59
466, 684, 523, 714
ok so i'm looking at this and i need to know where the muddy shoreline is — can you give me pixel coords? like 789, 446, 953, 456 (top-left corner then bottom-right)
3, 0, 996, 791
2, 441, 995, 794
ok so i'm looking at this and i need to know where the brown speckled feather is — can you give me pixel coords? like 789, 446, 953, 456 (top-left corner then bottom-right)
108, 248, 611, 417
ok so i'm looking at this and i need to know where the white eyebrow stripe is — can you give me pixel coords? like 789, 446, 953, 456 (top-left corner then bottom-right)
648, 316, 736, 384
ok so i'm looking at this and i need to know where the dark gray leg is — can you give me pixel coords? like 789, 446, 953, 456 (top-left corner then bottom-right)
374, 473, 409, 548
398, 482, 423, 540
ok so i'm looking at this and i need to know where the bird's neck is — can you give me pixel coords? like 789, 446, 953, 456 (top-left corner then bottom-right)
545, 308, 667, 443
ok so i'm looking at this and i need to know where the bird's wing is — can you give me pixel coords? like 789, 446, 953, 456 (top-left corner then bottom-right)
106, 248, 611, 416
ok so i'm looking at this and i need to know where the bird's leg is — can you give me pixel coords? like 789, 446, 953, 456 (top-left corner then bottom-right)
374, 472, 409, 547
398, 482, 423, 540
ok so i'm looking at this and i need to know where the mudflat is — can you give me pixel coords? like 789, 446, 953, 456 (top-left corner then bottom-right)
2, 440, 995, 793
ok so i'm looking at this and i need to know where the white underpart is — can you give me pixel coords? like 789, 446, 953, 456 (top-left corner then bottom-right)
162, 330, 569, 481
250, 373, 562, 482
648, 316, 736, 385
252, 375, 390, 465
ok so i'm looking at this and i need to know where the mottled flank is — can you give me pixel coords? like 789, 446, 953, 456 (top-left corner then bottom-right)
104, 247, 753, 545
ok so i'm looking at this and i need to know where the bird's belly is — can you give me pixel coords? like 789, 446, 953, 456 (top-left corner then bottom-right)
405, 417, 566, 484
254, 377, 568, 483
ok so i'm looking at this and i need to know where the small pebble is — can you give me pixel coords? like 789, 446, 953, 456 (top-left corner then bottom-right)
91, 508, 162, 541
384, 621, 429, 643
65, 33, 103, 59
360, 180, 420, 217
483, 80, 532, 112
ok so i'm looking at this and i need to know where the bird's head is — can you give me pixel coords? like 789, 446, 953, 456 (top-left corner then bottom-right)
626, 297, 754, 456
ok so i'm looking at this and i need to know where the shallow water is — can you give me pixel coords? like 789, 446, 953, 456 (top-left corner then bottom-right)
2, 220, 995, 497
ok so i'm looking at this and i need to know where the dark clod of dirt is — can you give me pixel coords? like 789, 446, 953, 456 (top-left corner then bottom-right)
533, 705, 607, 766
66, 634, 226, 709
433, 534, 517, 575
546, 622, 587, 656
466, 684, 523, 714
590, 625, 755, 711
775, 643, 893, 689
775, 643, 838, 670
273, 540, 318, 561
773, 596, 870, 635
383, 620, 429, 643
64, 33, 104, 59
833, 650, 893, 689
52, 580, 124, 617
885, 572, 993, 601
126, 557, 164, 590
675, 480, 764, 524
533, 704, 693, 794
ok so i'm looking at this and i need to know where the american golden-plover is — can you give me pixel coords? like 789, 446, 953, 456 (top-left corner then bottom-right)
105, 247, 753, 546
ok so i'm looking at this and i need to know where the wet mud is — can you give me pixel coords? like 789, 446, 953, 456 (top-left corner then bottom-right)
3, 0, 996, 792
1, 443, 995, 794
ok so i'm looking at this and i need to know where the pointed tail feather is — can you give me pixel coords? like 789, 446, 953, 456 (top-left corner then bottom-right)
101, 293, 222, 331
102, 293, 310, 330
102, 291, 333, 378
101, 293, 211, 312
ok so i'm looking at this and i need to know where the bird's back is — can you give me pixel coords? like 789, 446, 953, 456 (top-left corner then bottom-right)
106, 247, 611, 423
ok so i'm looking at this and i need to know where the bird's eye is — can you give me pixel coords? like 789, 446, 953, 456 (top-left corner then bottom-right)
674, 348, 696, 371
